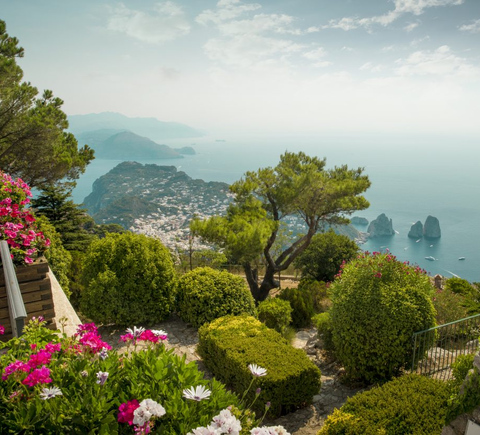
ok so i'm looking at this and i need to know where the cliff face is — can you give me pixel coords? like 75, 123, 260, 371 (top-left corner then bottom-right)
367, 213, 395, 237
424, 215, 441, 238
408, 221, 424, 239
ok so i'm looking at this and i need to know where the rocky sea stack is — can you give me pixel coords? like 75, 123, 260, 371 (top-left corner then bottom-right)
367, 213, 395, 237
424, 215, 441, 238
408, 221, 424, 239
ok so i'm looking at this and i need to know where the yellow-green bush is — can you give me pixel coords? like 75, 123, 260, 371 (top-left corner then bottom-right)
318, 374, 450, 435
257, 297, 292, 333
198, 315, 321, 417
80, 232, 177, 325
329, 252, 436, 383
176, 267, 256, 328
312, 312, 334, 351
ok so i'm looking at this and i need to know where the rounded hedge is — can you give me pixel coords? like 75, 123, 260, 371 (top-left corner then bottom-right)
80, 232, 177, 325
176, 267, 256, 328
329, 252, 436, 383
257, 297, 292, 333
278, 287, 316, 329
318, 374, 450, 435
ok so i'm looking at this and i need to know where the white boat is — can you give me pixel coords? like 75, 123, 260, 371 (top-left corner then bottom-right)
458, 257, 466, 261
425, 256, 436, 261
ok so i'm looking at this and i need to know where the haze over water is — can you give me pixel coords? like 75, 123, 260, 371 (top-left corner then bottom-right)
73, 134, 480, 283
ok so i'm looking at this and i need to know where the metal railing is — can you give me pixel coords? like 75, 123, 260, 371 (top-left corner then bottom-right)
411, 314, 480, 381
0, 240, 27, 337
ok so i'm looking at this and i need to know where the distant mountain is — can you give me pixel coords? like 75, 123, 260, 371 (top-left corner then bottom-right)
68, 112, 205, 140
93, 131, 183, 160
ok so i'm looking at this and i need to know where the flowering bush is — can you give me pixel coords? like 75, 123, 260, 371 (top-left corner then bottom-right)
0, 319, 289, 434
329, 251, 437, 383
0, 171, 50, 264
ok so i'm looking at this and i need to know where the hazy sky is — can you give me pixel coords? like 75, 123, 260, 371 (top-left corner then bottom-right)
2, 0, 480, 137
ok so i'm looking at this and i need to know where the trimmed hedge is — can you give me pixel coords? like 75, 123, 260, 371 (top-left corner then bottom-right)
318, 374, 450, 435
176, 267, 256, 328
198, 315, 321, 417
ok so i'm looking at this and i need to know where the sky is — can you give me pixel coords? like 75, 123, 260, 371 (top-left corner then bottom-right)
1, 0, 480, 137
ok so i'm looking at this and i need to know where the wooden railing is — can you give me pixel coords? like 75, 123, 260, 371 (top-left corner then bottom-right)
0, 240, 27, 337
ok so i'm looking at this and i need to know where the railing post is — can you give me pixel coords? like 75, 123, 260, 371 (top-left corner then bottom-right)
0, 240, 27, 337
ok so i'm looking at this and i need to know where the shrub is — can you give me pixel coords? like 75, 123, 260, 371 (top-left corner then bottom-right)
329, 252, 436, 383
445, 277, 474, 296
80, 232, 177, 326
318, 374, 450, 435
0, 318, 244, 434
297, 278, 329, 313
257, 297, 292, 333
447, 354, 480, 421
198, 315, 322, 417
176, 267, 256, 328
433, 287, 468, 326
278, 287, 315, 329
312, 312, 334, 351
294, 230, 359, 282
35, 215, 72, 294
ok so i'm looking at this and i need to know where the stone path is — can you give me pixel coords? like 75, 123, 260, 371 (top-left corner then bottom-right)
99, 315, 365, 435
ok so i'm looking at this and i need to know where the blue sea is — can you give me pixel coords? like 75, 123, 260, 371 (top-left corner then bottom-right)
72, 134, 480, 283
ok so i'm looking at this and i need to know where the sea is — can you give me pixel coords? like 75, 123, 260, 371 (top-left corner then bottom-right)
71, 134, 480, 284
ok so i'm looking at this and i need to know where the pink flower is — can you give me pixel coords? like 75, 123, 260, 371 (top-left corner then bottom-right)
44, 342, 61, 353
118, 399, 140, 425
2, 360, 30, 380
139, 330, 160, 344
28, 350, 52, 368
76, 323, 98, 336
24, 256, 33, 264
22, 366, 52, 387
120, 333, 134, 343
0, 324, 5, 335
79, 332, 112, 354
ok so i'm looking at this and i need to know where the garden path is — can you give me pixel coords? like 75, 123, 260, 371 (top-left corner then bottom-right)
99, 315, 365, 435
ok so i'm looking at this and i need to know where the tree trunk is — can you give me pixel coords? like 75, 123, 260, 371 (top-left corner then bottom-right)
244, 262, 280, 303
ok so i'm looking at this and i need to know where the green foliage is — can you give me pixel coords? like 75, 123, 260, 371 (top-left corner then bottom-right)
257, 297, 292, 333
32, 184, 93, 252
67, 250, 86, 310
318, 374, 450, 435
198, 315, 322, 417
0, 319, 241, 434
176, 267, 256, 328
445, 277, 474, 296
329, 252, 436, 384
294, 230, 359, 282
312, 312, 335, 351
80, 232, 177, 326
278, 287, 315, 329
433, 287, 468, 326
35, 215, 72, 294
191, 151, 370, 302
447, 354, 480, 421
0, 20, 93, 188
297, 278, 330, 312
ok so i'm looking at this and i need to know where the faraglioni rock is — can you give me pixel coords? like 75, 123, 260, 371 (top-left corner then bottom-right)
351, 216, 369, 226
408, 221, 423, 239
424, 215, 441, 238
367, 213, 395, 237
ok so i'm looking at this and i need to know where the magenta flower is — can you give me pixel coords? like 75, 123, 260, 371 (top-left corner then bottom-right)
0, 324, 4, 335
79, 332, 112, 353
22, 366, 52, 387
2, 360, 30, 380
118, 399, 140, 425
28, 350, 52, 368
44, 342, 61, 353
76, 323, 98, 336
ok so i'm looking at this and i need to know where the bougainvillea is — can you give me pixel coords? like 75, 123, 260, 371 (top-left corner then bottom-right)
0, 171, 50, 264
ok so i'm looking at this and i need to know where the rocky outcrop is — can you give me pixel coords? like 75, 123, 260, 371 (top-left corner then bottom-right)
367, 213, 394, 237
408, 221, 423, 238
424, 215, 441, 238
351, 217, 369, 226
